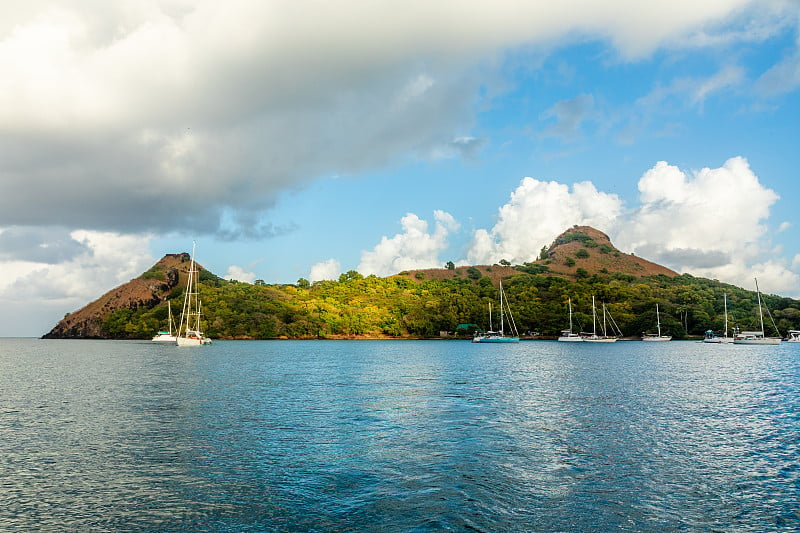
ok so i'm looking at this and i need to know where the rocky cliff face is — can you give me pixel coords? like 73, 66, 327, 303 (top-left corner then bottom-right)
42, 253, 194, 339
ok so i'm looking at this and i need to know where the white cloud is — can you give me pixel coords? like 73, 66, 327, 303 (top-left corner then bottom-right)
0, 0, 784, 237
0, 230, 154, 336
613, 156, 799, 293
309, 259, 341, 282
358, 211, 459, 276
224, 265, 256, 283
461, 156, 799, 296
466, 178, 623, 265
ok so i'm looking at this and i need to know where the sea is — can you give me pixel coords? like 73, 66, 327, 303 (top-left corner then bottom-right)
1, 338, 799, 532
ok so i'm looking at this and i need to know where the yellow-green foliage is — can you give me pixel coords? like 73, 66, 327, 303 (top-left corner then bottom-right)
102, 270, 800, 340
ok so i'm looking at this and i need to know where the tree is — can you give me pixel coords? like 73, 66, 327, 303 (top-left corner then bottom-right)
445, 261, 456, 270
539, 246, 549, 260
339, 270, 364, 283
499, 259, 511, 266
297, 278, 310, 289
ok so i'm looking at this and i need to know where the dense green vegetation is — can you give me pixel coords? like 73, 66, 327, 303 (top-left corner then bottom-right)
102, 268, 800, 340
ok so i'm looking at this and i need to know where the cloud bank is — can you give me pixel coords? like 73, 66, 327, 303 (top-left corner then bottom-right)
0, 0, 780, 242
615, 156, 797, 292
360, 156, 796, 295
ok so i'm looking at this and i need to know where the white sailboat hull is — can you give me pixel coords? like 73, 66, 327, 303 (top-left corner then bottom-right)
152, 333, 177, 342
176, 336, 203, 347
733, 334, 781, 345
703, 336, 734, 344
582, 336, 617, 343
473, 334, 519, 343
642, 335, 672, 342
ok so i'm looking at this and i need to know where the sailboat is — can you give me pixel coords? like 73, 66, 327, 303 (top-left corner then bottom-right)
176, 242, 212, 347
151, 300, 177, 342
472, 281, 519, 343
581, 296, 619, 342
558, 298, 583, 342
642, 303, 671, 341
703, 292, 734, 343
733, 278, 781, 345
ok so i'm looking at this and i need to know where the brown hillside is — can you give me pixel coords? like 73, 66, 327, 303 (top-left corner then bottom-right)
43, 253, 198, 339
538, 225, 677, 278
396, 225, 677, 283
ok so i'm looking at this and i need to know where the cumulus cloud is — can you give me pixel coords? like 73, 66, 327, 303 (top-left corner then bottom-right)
224, 265, 256, 283
0, 0, 780, 238
358, 211, 459, 276
613, 157, 798, 293
309, 259, 341, 282
467, 178, 623, 265
461, 156, 799, 296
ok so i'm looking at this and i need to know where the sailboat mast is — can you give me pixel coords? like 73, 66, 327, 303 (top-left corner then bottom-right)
723, 293, 728, 337
592, 295, 597, 336
755, 277, 765, 334
656, 303, 661, 337
499, 281, 505, 335
167, 300, 174, 335
568, 298, 573, 333
180, 241, 198, 336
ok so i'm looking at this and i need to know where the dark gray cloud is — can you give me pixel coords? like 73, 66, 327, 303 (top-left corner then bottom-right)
1, 2, 778, 238
0, 227, 90, 263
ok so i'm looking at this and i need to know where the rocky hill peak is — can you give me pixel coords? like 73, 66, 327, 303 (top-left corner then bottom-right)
538, 225, 677, 278
42, 253, 198, 339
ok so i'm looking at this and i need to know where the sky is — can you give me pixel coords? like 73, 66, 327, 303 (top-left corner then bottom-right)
2, 0, 800, 336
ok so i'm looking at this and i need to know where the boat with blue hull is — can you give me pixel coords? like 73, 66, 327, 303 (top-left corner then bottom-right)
473, 281, 519, 343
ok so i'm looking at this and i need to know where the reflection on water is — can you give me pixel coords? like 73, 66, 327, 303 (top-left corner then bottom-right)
1, 339, 799, 531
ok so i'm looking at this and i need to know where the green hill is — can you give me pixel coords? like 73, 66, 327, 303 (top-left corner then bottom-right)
43, 226, 800, 340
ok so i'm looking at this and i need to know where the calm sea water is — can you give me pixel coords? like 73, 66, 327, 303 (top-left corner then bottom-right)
1, 339, 799, 532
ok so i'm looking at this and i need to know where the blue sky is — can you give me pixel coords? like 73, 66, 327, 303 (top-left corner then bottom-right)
2, 1, 800, 336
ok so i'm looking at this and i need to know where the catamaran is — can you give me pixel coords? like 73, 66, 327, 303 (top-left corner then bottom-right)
473, 281, 519, 343
176, 242, 212, 347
